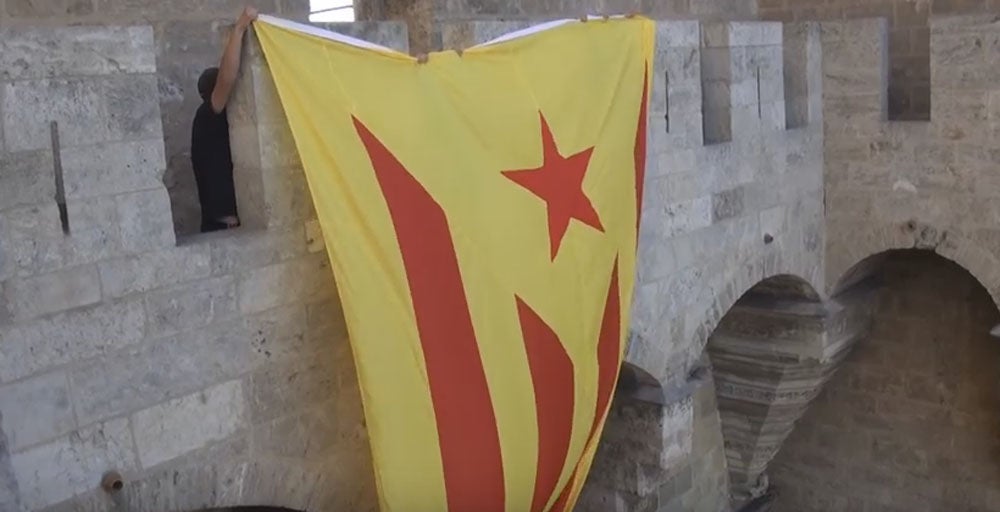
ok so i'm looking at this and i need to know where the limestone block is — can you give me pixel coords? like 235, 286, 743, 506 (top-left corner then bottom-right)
440, 20, 532, 50
711, 186, 745, 223
702, 22, 781, 49
257, 122, 301, 169
319, 21, 410, 51
0, 150, 55, 211
4, 0, 94, 18
277, 0, 311, 20
243, 304, 312, 362
115, 188, 175, 253
0, 202, 117, 280
2, 75, 162, 153
244, 351, 337, 423
143, 275, 239, 338
43, 196, 122, 273
237, 253, 335, 314
98, 244, 210, 299
231, 459, 325, 511
3, 264, 101, 321
263, 166, 316, 228
132, 379, 245, 468
0, 370, 73, 452
0, 299, 145, 382
93, 0, 275, 19
10, 418, 137, 511
657, 21, 699, 49
109, 435, 250, 512
0, 26, 155, 81
60, 139, 165, 199
207, 225, 307, 275
251, 402, 339, 461
728, 77, 756, 108
69, 317, 251, 425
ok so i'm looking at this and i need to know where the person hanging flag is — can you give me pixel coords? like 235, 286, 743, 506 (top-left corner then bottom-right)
254, 15, 653, 512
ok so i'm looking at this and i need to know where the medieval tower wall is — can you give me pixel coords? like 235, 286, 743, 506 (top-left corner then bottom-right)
1, 1, 1000, 510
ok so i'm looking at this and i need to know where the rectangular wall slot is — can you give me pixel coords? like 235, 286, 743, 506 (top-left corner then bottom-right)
664, 70, 671, 133
49, 121, 70, 235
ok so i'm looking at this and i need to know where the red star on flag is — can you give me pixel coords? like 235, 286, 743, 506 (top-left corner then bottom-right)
503, 113, 605, 260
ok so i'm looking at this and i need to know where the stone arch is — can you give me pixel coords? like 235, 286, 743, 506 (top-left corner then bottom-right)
828, 220, 1000, 311
691, 270, 825, 374
580, 249, 826, 510
703, 271, 876, 509
770, 249, 1000, 510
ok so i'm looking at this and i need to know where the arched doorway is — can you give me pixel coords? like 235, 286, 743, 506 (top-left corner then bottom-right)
703, 273, 873, 510
770, 250, 1000, 510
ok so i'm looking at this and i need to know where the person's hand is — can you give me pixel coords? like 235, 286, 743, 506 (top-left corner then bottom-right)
236, 6, 258, 30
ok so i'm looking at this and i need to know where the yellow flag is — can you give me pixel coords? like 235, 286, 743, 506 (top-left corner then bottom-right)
255, 16, 653, 512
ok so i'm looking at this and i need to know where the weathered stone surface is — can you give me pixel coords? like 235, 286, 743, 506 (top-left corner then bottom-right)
69, 317, 251, 425
244, 350, 338, 423
319, 21, 410, 51
2, 265, 101, 321
4, 0, 94, 18
0, 150, 55, 211
60, 139, 165, 199
132, 379, 245, 468
206, 226, 307, 275
0, 371, 73, 452
237, 253, 335, 314
115, 188, 176, 252
2, 75, 161, 153
142, 275, 239, 337
0, 299, 146, 382
0, 413, 21, 512
97, 245, 210, 298
10, 418, 136, 511
0, 25, 155, 80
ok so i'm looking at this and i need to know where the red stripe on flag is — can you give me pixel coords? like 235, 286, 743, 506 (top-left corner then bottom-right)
549, 257, 622, 512
353, 117, 505, 512
592, 257, 622, 435
515, 297, 575, 512
635, 65, 649, 234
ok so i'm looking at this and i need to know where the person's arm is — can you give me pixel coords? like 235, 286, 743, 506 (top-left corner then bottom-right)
210, 6, 258, 114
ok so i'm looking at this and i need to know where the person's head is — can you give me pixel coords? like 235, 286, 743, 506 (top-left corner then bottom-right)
197, 67, 220, 102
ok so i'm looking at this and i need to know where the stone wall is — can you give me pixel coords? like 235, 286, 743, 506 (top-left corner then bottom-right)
0, 0, 311, 236
770, 250, 1000, 511
0, 20, 408, 511
822, 15, 1000, 309
362, 0, 760, 53
765, 0, 1000, 121
759, 0, 930, 120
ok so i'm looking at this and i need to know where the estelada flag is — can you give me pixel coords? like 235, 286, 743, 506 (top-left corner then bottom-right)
254, 15, 654, 512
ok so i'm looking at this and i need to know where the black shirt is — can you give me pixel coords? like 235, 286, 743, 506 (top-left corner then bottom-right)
191, 102, 238, 231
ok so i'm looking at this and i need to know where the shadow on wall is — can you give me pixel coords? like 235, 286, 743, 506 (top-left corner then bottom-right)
770, 249, 1000, 511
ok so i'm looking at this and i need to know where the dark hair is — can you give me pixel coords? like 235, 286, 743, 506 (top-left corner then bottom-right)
197, 67, 220, 101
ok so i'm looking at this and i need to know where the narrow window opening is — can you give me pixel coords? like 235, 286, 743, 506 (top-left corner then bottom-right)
756, 65, 762, 119
664, 70, 670, 133
49, 121, 70, 235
